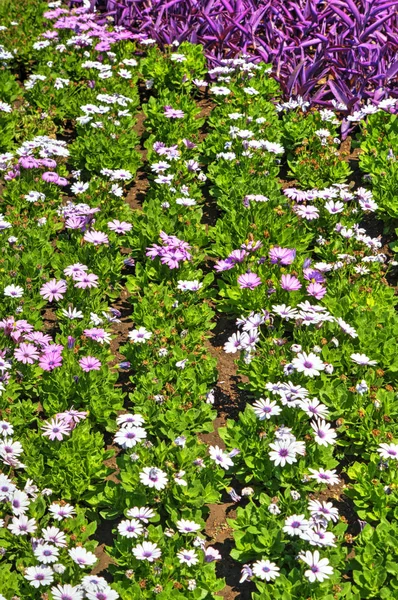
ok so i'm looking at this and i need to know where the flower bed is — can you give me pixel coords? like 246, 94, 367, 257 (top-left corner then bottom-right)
0, 2, 397, 599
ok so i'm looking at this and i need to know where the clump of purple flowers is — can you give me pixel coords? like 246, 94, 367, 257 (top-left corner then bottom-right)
146, 231, 192, 269
58, 201, 100, 232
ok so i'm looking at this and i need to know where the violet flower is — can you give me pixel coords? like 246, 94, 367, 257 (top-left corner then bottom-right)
237, 272, 262, 290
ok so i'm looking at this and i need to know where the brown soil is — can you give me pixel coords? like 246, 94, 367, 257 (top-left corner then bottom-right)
197, 96, 216, 120
124, 169, 150, 210
92, 543, 114, 575
104, 444, 121, 484
199, 314, 253, 599
109, 288, 133, 362
205, 503, 244, 600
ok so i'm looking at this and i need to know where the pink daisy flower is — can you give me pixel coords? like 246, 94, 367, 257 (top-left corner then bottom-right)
64, 263, 88, 279
107, 220, 132, 233
42, 418, 71, 441
14, 343, 40, 365
307, 282, 327, 300
79, 356, 101, 372
39, 350, 63, 371
74, 273, 99, 289
237, 272, 262, 290
83, 230, 109, 245
40, 279, 67, 302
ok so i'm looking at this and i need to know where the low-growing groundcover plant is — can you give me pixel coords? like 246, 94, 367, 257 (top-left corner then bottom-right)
0, 1, 397, 599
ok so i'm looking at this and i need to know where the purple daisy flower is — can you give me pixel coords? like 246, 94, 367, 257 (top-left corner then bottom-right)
237, 272, 262, 290
281, 274, 302, 291
79, 356, 101, 372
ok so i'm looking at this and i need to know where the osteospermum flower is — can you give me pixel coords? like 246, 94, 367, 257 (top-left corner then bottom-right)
283, 514, 309, 537
378, 443, 398, 460
58, 408, 87, 427
299, 398, 329, 419
24, 565, 54, 588
272, 304, 298, 320
79, 356, 101, 372
42, 418, 71, 441
108, 219, 132, 233
74, 273, 99, 289
209, 445, 234, 469
139, 467, 168, 490
64, 263, 88, 278
116, 413, 145, 428
252, 559, 280, 581
40, 279, 67, 302
132, 541, 161, 562
4, 284, 24, 298
114, 426, 147, 449
0, 473, 15, 499
11, 490, 30, 515
128, 327, 152, 343
164, 106, 184, 118
86, 589, 119, 600
269, 247, 296, 265
68, 546, 97, 568
224, 332, 245, 354
126, 506, 155, 522
39, 350, 63, 371
240, 564, 253, 583
81, 574, 108, 591
269, 440, 297, 467
0, 358, 11, 374
8, 514, 37, 535
84, 328, 111, 345
311, 419, 337, 446
300, 550, 333, 582
0, 422, 13, 439
49, 502, 76, 521
280, 274, 302, 291
177, 549, 199, 566
176, 519, 201, 534
237, 272, 262, 289
295, 205, 319, 220
292, 352, 325, 377
325, 200, 344, 214
62, 306, 84, 320
118, 518, 143, 538
252, 398, 281, 420
51, 584, 84, 600
308, 499, 339, 523
84, 230, 109, 245
303, 527, 336, 547
42, 525, 67, 547
177, 280, 203, 292
14, 343, 39, 364
204, 546, 222, 562
307, 282, 327, 299
308, 468, 340, 486
350, 353, 377, 366
34, 543, 60, 564
0, 438, 23, 461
